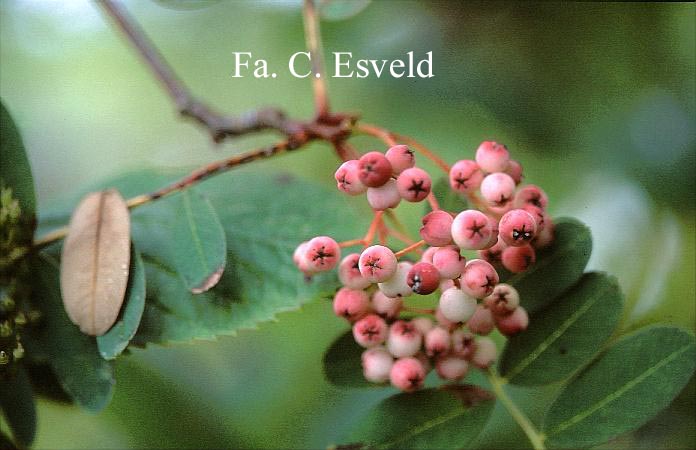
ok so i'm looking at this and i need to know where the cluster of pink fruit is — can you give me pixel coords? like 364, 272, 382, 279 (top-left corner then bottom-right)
293, 141, 553, 391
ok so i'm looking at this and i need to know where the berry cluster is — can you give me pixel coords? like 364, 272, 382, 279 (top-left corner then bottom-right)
294, 141, 553, 391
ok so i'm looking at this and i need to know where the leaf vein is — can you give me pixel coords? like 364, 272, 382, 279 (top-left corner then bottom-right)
548, 343, 693, 436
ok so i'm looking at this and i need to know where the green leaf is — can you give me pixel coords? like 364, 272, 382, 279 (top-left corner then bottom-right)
0, 366, 36, 447
319, 0, 371, 21
323, 330, 374, 388
499, 272, 623, 386
76, 169, 363, 346
543, 325, 696, 448
137, 189, 226, 293
0, 100, 35, 218
97, 247, 146, 360
425, 177, 468, 214
503, 218, 591, 314
24, 255, 114, 411
344, 386, 494, 449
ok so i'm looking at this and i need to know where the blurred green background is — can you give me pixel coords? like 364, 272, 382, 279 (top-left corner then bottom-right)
1, 0, 694, 448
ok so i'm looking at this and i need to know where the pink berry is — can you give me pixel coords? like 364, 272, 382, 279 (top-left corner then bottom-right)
533, 216, 555, 249
466, 306, 495, 335
478, 239, 506, 266
387, 320, 423, 357
293, 241, 315, 275
406, 262, 441, 295
451, 329, 477, 359
334, 160, 367, 196
451, 210, 494, 250
439, 287, 477, 323
435, 307, 459, 331
338, 253, 371, 290
480, 172, 516, 207
505, 159, 523, 185
522, 204, 547, 231
439, 278, 456, 292
367, 179, 401, 211
361, 346, 393, 383
484, 283, 520, 317
396, 167, 431, 202
496, 306, 529, 336
471, 337, 497, 369
449, 160, 484, 193
425, 327, 451, 357
420, 211, 454, 247
304, 236, 341, 272
359, 245, 397, 283
385, 144, 415, 175
377, 261, 413, 298
432, 246, 466, 279
501, 244, 536, 273
420, 246, 439, 264
499, 209, 537, 247
436, 355, 469, 381
475, 141, 510, 173
358, 151, 393, 188
487, 201, 513, 217
461, 259, 499, 298
390, 357, 426, 392
371, 291, 403, 320
333, 288, 371, 322
514, 184, 549, 209
411, 317, 435, 335
353, 314, 388, 348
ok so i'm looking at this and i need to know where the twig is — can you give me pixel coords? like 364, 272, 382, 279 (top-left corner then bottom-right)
487, 368, 547, 450
303, 0, 330, 119
394, 240, 426, 259
99, 0, 290, 142
33, 139, 307, 248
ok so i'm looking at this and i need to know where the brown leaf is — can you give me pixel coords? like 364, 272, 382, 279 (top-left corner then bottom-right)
60, 189, 130, 336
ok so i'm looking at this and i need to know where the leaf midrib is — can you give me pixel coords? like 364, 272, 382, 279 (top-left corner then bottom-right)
182, 191, 210, 277
547, 343, 693, 437
504, 282, 613, 382
376, 407, 466, 449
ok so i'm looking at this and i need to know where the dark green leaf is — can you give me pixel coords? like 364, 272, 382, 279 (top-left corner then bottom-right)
499, 272, 623, 386
503, 218, 591, 314
0, 366, 36, 447
543, 325, 696, 448
0, 101, 35, 218
345, 386, 494, 449
24, 255, 114, 411
24, 362, 72, 404
97, 247, 146, 360
319, 0, 371, 21
425, 177, 468, 214
323, 330, 374, 388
